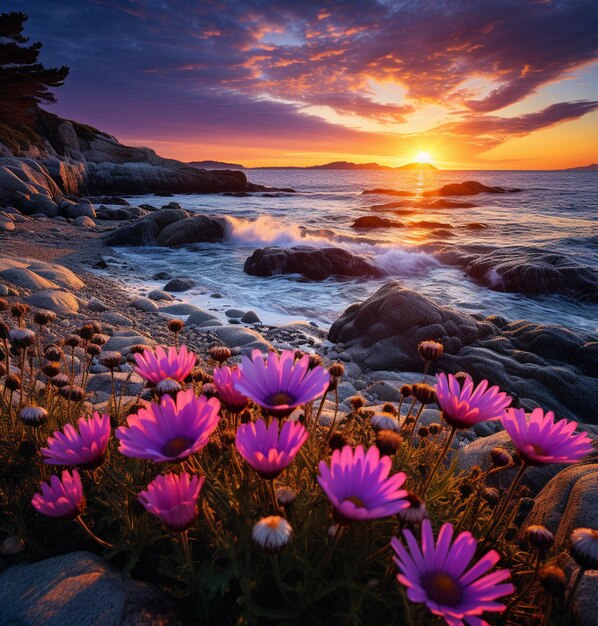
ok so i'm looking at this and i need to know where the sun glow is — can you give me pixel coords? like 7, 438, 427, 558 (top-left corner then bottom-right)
416, 151, 432, 164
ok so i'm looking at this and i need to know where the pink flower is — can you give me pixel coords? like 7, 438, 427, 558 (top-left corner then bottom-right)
138, 472, 204, 531
317, 446, 409, 523
435, 373, 511, 429
502, 408, 593, 465
236, 418, 308, 479
392, 519, 514, 626
41, 412, 110, 468
213, 365, 249, 412
31, 470, 84, 518
116, 390, 220, 463
235, 349, 330, 418
134, 345, 196, 386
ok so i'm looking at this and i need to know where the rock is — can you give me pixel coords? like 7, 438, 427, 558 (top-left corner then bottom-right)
159, 303, 202, 315
155, 214, 226, 247
100, 311, 133, 326
352, 216, 401, 229
0, 551, 184, 625
0, 219, 15, 231
16, 193, 59, 217
93, 196, 130, 205
0, 284, 9, 295
87, 371, 144, 395
88, 297, 108, 312
26, 290, 79, 314
186, 309, 221, 326
329, 280, 598, 421
0, 268, 59, 290
130, 297, 158, 312
103, 331, 154, 353
364, 381, 403, 402
225, 309, 245, 318
61, 202, 97, 219
244, 246, 383, 280
147, 289, 174, 301
208, 326, 272, 353
73, 215, 96, 228
422, 180, 520, 196
163, 278, 196, 292
0, 157, 61, 206
430, 246, 598, 301
329, 281, 479, 371
27, 262, 85, 290
241, 310, 261, 324
95, 205, 147, 220
522, 464, 598, 547
571, 568, 598, 626
104, 220, 160, 246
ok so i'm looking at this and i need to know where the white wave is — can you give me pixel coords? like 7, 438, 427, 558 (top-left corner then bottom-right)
224, 215, 330, 247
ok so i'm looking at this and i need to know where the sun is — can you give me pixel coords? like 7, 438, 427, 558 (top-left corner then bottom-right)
416, 151, 432, 164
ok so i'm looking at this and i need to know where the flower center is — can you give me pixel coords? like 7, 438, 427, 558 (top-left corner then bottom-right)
421, 572, 463, 606
531, 444, 546, 456
267, 392, 295, 406
162, 436, 194, 458
344, 496, 367, 509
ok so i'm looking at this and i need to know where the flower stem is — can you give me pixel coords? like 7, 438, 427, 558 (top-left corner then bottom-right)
505, 551, 542, 616
76, 516, 120, 550
485, 462, 527, 540
421, 426, 456, 496
566, 567, 586, 609
179, 530, 194, 573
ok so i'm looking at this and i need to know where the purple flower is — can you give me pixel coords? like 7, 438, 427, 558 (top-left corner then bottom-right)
502, 408, 593, 465
317, 445, 409, 523
235, 349, 330, 418
41, 412, 110, 468
116, 390, 220, 462
392, 520, 514, 626
236, 418, 308, 479
213, 365, 249, 412
436, 373, 511, 429
138, 472, 204, 531
31, 470, 85, 518
134, 345, 196, 386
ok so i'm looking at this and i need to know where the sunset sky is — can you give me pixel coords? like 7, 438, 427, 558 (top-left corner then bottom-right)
16, 0, 598, 169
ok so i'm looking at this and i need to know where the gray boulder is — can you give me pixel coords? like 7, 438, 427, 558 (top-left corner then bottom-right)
95, 205, 148, 220
26, 290, 80, 314
0, 268, 59, 290
329, 280, 598, 421
163, 278, 196, 292
0, 551, 184, 625
156, 214, 226, 247
245, 246, 383, 280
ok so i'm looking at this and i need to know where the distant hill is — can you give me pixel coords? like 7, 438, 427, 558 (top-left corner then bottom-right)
252, 160, 439, 170
397, 162, 438, 171
559, 164, 598, 171
188, 160, 245, 169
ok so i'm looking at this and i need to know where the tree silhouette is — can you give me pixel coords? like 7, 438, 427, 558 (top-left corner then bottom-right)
0, 11, 69, 125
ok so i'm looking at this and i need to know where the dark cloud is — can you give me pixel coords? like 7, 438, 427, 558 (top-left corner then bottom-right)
11, 0, 598, 159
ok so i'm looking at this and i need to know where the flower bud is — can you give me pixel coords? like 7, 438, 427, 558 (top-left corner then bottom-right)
209, 346, 231, 363
570, 528, 598, 570
539, 565, 566, 599
5, 374, 21, 391
400, 384, 412, 397
44, 345, 63, 362
34, 310, 56, 326
0, 298, 9, 311
9, 328, 36, 349
167, 319, 184, 333
526, 525, 554, 552
375, 429, 403, 456
429, 422, 441, 435
252, 516, 292, 552
418, 340, 444, 361
99, 351, 122, 369
482, 487, 500, 506
63, 335, 80, 348
490, 447, 513, 467
78, 324, 95, 340
349, 395, 365, 410
328, 363, 344, 378
411, 383, 437, 405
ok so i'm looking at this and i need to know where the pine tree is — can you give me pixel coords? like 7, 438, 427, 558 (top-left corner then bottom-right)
0, 11, 69, 125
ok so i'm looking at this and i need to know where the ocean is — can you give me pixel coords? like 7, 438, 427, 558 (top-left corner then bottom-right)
107, 169, 598, 335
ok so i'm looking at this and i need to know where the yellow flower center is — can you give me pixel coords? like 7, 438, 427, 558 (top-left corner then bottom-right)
344, 496, 367, 509
267, 392, 295, 406
421, 572, 462, 606
162, 436, 194, 458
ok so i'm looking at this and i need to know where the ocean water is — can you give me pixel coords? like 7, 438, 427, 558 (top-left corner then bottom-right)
109, 169, 598, 335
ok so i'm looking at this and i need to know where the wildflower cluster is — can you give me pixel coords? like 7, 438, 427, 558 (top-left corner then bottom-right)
0, 308, 595, 625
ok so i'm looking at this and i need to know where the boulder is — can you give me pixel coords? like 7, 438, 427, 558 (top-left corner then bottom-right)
104, 209, 189, 246
0, 268, 59, 290
186, 309, 222, 326
25, 289, 79, 314
147, 289, 174, 301
431, 246, 598, 301
522, 464, 598, 547
352, 216, 401, 229
156, 214, 226, 247
95, 205, 147, 220
130, 297, 158, 312
61, 202, 97, 219
0, 551, 184, 625
0, 219, 15, 231
159, 303, 203, 315
163, 278, 196, 292
0, 157, 61, 205
241, 310, 261, 324
16, 192, 59, 217
244, 246, 383, 280
328, 281, 598, 421
423, 180, 521, 196
27, 262, 85, 290
73, 215, 96, 228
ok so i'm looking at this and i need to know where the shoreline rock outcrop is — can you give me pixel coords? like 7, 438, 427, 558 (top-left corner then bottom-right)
244, 246, 383, 280
328, 280, 598, 420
